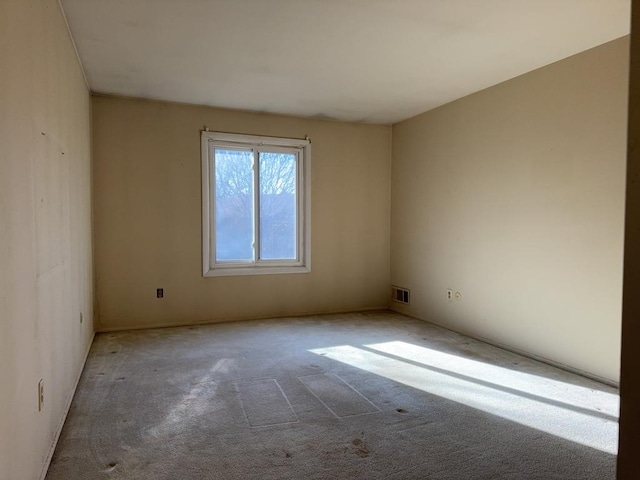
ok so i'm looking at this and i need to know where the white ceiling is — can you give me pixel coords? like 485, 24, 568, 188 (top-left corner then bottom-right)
60, 0, 630, 124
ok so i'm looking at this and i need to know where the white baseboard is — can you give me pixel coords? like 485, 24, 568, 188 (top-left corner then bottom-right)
391, 307, 619, 388
95, 306, 390, 333
38, 332, 96, 480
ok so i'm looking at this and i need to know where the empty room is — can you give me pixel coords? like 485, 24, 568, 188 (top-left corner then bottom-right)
3, 0, 640, 479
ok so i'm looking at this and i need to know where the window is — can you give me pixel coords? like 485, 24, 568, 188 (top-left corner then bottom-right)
201, 131, 311, 276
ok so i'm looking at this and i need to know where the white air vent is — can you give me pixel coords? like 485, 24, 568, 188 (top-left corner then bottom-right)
392, 286, 410, 305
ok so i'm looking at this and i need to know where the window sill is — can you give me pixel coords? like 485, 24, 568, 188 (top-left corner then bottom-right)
203, 265, 311, 277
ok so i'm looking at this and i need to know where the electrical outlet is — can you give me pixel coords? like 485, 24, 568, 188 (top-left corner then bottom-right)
455, 291, 462, 301
447, 289, 453, 301
156, 288, 164, 299
38, 379, 44, 412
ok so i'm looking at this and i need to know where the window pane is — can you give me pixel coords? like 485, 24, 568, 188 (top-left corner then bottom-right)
259, 152, 297, 260
215, 149, 254, 261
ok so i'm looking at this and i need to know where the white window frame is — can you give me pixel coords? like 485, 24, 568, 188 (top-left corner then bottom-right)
202, 131, 311, 277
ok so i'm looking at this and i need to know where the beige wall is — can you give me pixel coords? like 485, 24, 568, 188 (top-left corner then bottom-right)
391, 37, 629, 383
92, 96, 391, 330
0, 1, 94, 479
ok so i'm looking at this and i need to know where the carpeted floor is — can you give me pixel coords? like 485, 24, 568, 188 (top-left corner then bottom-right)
46, 311, 619, 479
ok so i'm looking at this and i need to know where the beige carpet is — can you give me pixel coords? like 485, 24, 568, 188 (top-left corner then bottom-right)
46, 311, 618, 479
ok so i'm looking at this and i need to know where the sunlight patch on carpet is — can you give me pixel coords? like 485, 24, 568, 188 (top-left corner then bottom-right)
310, 342, 618, 454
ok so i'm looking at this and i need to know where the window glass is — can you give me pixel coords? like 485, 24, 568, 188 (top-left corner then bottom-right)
214, 149, 254, 261
259, 152, 297, 260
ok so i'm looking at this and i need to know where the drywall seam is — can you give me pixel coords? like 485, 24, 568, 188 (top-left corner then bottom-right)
391, 307, 619, 388
95, 306, 390, 333
37, 332, 96, 480
56, 0, 89, 90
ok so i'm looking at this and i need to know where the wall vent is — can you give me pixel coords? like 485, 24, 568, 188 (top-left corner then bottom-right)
391, 286, 410, 305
